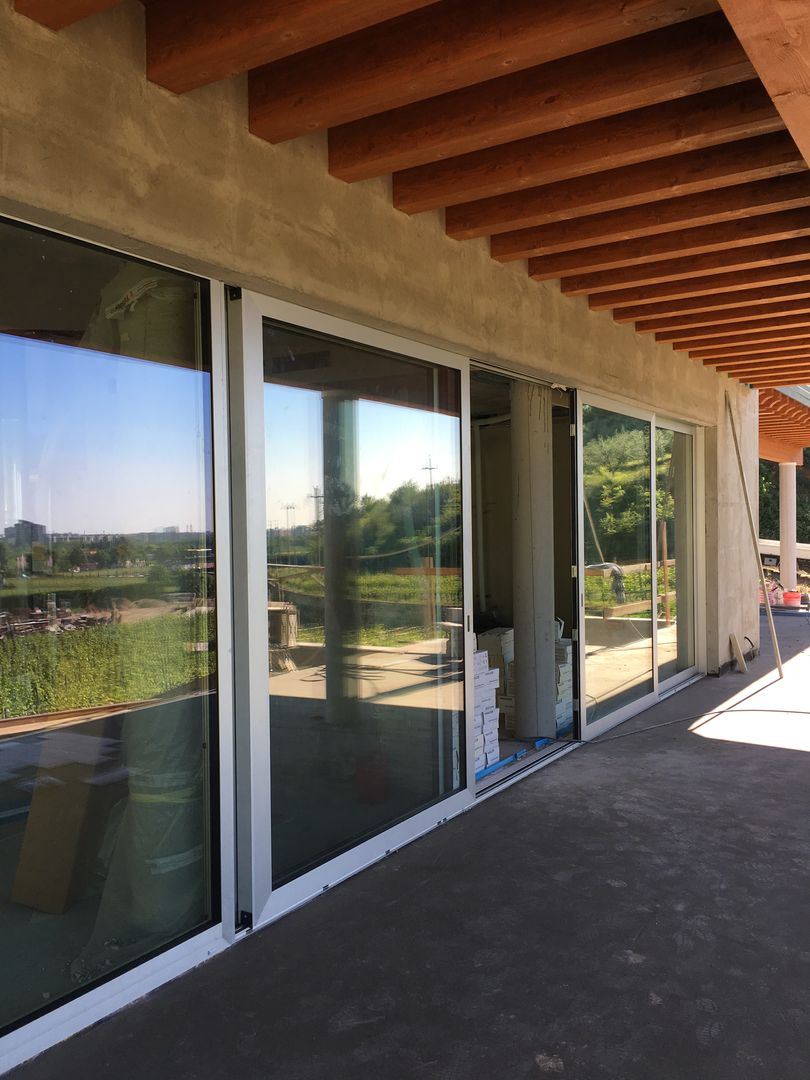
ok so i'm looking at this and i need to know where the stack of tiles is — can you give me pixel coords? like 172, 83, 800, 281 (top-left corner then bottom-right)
555, 638, 574, 737
473, 649, 500, 775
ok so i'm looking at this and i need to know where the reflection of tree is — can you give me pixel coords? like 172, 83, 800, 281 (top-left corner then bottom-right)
583, 417, 651, 565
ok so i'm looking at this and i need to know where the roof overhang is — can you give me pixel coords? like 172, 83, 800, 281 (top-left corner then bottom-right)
759, 385, 810, 463
14, 0, 810, 391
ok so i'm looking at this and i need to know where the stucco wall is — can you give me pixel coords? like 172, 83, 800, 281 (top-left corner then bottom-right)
0, 0, 760, 668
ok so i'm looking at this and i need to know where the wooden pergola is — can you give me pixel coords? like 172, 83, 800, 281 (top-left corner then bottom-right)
15, 0, 810, 388
759, 385, 810, 592
759, 385, 810, 464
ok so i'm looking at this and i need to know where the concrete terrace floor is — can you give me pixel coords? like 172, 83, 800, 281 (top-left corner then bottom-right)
8, 613, 810, 1080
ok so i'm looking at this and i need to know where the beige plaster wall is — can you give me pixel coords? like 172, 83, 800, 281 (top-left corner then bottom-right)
0, 0, 761, 668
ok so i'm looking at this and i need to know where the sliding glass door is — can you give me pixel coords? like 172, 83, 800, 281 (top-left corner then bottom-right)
0, 220, 218, 1034
263, 321, 464, 886
581, 405, 654, 725
579, 397, 699, 735
230, 292, 471, 926
655, 425, 696, 687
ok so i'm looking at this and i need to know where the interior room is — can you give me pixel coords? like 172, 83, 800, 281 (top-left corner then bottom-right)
470, 369, 578, 790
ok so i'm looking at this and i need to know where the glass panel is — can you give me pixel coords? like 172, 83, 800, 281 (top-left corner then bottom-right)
582, 405, 653, 724
263, 322, 464, 887
0, 221, 216, 1033
656, 427, 695, 682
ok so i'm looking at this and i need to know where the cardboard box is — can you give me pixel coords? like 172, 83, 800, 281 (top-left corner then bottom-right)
483, 730, 499, 753
473, 668, 500, 692
478, 627, 514, 667
474, 688, 498, 710
473, 649, 490, 674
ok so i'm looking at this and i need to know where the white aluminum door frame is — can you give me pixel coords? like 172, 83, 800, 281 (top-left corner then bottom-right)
228, 290, 476, 932
577, 393, 702, 740
655, 416, 702, 697
0, 260, 235, 1073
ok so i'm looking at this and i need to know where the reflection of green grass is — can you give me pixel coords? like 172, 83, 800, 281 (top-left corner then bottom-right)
269, 567, 462, 606
0, 569, 142, 600
0, 613, 214, 720
296, 624, 446, 648
585, 567, 678, 609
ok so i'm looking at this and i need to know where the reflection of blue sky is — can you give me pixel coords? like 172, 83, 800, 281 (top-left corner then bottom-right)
0, 336, 212, 535
264, 384, 460, 527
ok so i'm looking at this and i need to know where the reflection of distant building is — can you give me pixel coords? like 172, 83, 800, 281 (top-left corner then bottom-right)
4, 519, 46, 546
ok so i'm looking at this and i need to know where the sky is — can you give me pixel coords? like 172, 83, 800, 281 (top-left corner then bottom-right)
264, 383, 461, 528
0, 335, 460, 538
0, 336, 213, 535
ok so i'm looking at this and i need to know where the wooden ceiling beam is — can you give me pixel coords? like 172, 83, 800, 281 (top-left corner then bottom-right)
518, 208, 810, 274
677, 326, 810, 352
146, 0, 437, 95
392, 81, 778, 215
721, 358, 810, 371
489, 171, 810, 260
446, 131, 803, 241
657, 311, 810, 343
696, 341, 810, 361
727, 370, 810, 384
636, 295, 810, 333
589, 262, 810, 310
760, 426, 810, 436
250, 0, 719, 144
14, 0, 120, 29
749, 373, 810, 387
328, 13, 752, 181
716, 357, 810, 372
615, 282, 810, 322
718, 0, 810, 176
561, 237, 810, 296
759, 404, 809, 421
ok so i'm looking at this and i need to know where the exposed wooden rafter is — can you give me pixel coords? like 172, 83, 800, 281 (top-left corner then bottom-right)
657, 311, 810, 343
14, 0, 120, 30
616, 282, 810, 322
589, 262, 810, 310
146, 0, 438, 94
510, 208, 810, 272
21, 0, 810, 391
560, 238, 810, 296
250, 0, 719, 143
328, 13, 753, 181
637, 296, 810, 333
488, 172, 810, 261
718, 0, 810, 172
393, 81, 780, 214
446, 132, 804, 241
679, 325, 810, 351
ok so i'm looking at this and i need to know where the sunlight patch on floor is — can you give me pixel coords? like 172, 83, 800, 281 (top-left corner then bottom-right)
689, 647, 810, 753
690, 711, 810, 753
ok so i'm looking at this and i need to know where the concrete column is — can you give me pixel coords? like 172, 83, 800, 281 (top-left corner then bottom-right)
779, 461, 798, 590
511, 382, 557, 739
322, 391, 359, 721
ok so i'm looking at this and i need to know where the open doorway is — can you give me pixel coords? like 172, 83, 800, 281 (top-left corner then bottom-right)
470, 369, 578, 790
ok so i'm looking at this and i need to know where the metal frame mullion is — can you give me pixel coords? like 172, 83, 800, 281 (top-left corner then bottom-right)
650, 417, 659, 696
226, 289, 274, 926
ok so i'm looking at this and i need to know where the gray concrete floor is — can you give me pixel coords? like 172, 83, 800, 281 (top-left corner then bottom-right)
8, 614, 810, 1080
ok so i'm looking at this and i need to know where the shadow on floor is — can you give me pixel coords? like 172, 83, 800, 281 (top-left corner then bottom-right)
6, 615, 810, 1080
